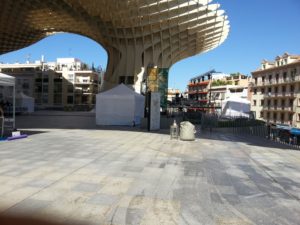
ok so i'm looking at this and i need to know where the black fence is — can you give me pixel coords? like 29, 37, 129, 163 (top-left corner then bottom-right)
180, 111, 300, 149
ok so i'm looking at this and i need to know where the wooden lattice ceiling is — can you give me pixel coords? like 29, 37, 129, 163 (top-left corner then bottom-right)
0, 0, 230, 90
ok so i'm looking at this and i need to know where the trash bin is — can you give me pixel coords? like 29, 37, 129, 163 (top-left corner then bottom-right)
180, 121, 195, 141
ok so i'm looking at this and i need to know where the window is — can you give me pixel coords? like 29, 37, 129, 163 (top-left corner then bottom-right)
276, 74, 279, 83
274, 100, 277, 107
35, 85, 42, 93
289, 114, 293, 123
127, 76, 134, 85
268, 100, 271, 107
253, 88, 257, 94
289, 99, 293, 107
54, 84, 62, 93
291, 68, 296, 81
42, 94, 48, 104
260, 111, 263, 118
22, 82, 30, 89
261, 88, 265, 94
281, 113, 284, 122
291, 85, 294, 92
282, 86, 286, 93
268, 75, 272, 83
67, 85, 74, 93
254, 78, 257, 84
267, 112, 270, 120
261, 100, 264, 106
119, 76, 126, 84
253, 100, 257, 106
54, 94, 62, 104
283, 72, 287, 81
298, 114, 300, 121
262, 77, 265, 83
67, 96, 73, 104
43, 85, 48, 93
17, 79, 22, 85
275, 87, 278, 93
68, 74, 74, 80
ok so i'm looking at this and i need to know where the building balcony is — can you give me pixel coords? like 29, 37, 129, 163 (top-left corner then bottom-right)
188, 81, 210, 87
75, 81, 94, 85
264, 92, 295, 98
263, 106, 294, 112
188, 90, 197, 94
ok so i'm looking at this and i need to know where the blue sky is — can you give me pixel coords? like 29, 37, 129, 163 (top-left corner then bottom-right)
0, 0, 300, 91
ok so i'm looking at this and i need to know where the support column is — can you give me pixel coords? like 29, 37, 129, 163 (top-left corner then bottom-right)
157, 68, 169, 112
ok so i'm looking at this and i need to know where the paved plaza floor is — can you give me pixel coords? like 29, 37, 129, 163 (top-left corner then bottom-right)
1, 114, 300, 225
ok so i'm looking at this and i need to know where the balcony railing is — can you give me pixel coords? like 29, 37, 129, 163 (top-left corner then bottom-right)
257, 76, 300, 86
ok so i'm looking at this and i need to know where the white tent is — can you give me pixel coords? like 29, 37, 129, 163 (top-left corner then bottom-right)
0, 73, 15, 128
96, 84, 145, 126
13, 92, 35, 113
221, 96, 250, 118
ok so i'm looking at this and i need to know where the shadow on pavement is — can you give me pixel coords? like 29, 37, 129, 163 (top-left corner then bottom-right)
199, 128, 298, 150
15, 112, 170, 136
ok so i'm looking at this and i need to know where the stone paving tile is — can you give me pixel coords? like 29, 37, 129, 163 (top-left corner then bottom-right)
87, 193, 120, 205
25, 179, 54, 188
30, 188, 65, 202
99, 177, 134, 195
106, 206, 145, 225
122, 166, 144, 173
48, 180, 78, 190
210, 193, 224, 204
3, 198, 51, 216
72, 182, 101, 193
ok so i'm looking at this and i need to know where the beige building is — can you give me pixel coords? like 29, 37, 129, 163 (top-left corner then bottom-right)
0, 58, 102, 110
188, 70, 249, 113
167, 88, 181, 102
210, 74, 250, 109
251, 53, 300, 126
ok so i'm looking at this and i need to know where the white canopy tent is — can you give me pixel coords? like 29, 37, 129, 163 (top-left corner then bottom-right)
221, 96, 250, 118
0, 73, 15, 129
8, 92, 35, 113
96, 84, 145, 126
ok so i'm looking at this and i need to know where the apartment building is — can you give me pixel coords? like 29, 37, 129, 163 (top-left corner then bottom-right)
167, 88, 181, 102
0, 58, 102, 110
188, 70, 224, 111
188, 70, 249, 113
251, 53, 300, 127
210, 74, 250, 109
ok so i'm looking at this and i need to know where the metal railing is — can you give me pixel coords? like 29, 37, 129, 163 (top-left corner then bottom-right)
193, 113, 300, 149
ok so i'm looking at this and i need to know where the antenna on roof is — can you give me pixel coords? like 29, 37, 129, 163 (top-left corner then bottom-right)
68, 48, 72, 57
25, 54, 31, 63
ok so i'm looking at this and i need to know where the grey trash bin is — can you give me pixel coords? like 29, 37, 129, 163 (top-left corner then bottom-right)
180, 121, 195, 141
